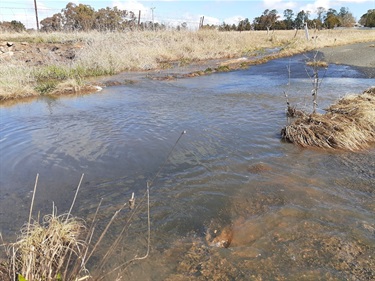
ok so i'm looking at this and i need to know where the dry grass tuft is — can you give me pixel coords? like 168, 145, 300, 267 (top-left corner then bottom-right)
281, 87, 375, 151
306, 60, 328, 68
8, 213, 88, 281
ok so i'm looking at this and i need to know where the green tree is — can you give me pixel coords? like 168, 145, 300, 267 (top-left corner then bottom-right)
0, 20, 26, 32
218, 21, 231, 31
324, 9, 340, 28
294, 10, 309, 29
316, 7, 326, 22
94, 7, 136, 31
61, 2, 96, 31
237, 18, 251, 31
359, 9, 375, 27
283, 9, 294, 29
253, 9, 279, 31
40, 13, 63, 32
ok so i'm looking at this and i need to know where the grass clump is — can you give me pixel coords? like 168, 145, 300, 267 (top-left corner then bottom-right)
8, 213, 88, 281
281, 87, 375, 151
306, 60, 328, 68
0, 168, 155, 281
34, 81, 58, 94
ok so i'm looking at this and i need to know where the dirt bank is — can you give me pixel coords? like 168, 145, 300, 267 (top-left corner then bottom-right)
319, 42, 375, 78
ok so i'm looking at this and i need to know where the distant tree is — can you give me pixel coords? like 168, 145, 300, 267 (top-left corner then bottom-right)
218, 21, 231, 31
316, 7, 326, 22
274, 20, 287, 30
176, 22, 188, 31
0, 20, 26, 32
359, 9, 375, 27
40, 13, 63, 32
324, 9, 340, 28
95, 7, 125, 31
95, 7, 137, 31
253, 9, 279, 31
283, 9, 294, 29
310, 19, 323, 30
338, 7, 356, 27
294, 10, 310, 29
200, 24, 216, 30
314, 7, 326, 29
61, 2, 96, 31
237, 18, 251, 31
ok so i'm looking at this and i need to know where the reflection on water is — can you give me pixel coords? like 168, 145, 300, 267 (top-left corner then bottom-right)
1, 55, 374, 280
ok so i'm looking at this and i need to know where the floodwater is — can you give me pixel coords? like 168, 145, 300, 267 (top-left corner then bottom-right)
1, 54, 374, 280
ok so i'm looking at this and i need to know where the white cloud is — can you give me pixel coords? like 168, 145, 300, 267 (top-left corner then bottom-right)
201, 15, 221, 26
263, 0, 298, 10
223, 16, 246, 25
112, 0, 148, 12
300, 0, 331, 13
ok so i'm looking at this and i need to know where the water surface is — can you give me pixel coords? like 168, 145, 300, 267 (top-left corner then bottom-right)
1, 55, 374, 280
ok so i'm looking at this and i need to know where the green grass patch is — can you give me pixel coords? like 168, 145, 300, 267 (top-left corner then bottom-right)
215, 65, 230, 72
34, 65, 71, 81
34, 81, 57, 94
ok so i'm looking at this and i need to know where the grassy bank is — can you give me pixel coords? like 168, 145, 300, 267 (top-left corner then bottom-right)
1, 29, 374, 101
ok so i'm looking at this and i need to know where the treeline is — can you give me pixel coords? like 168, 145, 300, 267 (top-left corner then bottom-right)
39, 2, 166, 32
215, 8, 375, 31
0, 3, 374, 33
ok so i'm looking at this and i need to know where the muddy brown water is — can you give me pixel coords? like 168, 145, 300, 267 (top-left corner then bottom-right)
1, 55, 374, 280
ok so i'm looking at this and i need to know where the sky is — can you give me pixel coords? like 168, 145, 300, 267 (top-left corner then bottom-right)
1, 0, 374, 29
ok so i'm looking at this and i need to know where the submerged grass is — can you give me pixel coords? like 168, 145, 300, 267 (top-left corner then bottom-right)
281, 87, 375, 151
1, 29, 374, 101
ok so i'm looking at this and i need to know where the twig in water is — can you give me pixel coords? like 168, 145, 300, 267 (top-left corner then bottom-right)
67, 173, 84, 221
27, 174, 39, 232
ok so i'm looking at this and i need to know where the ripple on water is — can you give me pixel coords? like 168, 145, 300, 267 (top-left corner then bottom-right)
1, 57, 374, 280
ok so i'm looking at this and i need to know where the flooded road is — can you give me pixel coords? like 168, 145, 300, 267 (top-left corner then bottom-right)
1, 54, 374, 280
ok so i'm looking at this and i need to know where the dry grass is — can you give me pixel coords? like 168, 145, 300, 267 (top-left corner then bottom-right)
0, 170, 153, 281
306, 60, 329, 68
1, 29, 374, 101
9, 213, 88, 281
281, 87, 375, 151
0, 63, 38, 100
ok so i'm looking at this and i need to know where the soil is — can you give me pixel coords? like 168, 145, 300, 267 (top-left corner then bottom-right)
318, 42, 375, 78
0, 41, 82, 66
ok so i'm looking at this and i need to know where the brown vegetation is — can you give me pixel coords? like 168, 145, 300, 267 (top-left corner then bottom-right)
1, 29, 374, 102
8, 213, 88, 281
281, 87, 375, 150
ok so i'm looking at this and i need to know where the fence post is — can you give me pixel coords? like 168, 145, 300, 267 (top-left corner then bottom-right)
304, 22, 309, 40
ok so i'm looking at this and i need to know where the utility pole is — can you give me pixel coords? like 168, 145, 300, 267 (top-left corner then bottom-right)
151, 7, 155, 31
33, 0, 40, 31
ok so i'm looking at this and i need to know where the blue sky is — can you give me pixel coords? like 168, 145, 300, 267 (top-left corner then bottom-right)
1, 0, 374, 29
